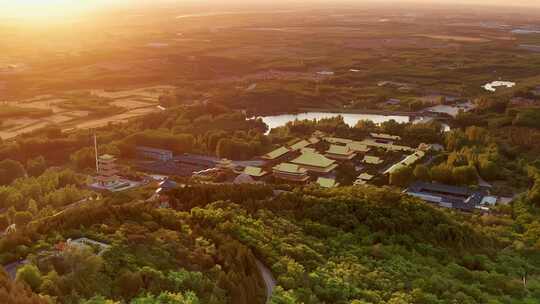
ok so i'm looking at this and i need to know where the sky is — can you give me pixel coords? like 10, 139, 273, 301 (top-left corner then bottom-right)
0, 0, 538, 19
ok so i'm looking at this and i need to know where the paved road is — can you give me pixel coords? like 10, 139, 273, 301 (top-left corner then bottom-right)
255, 259, 276, 303
3, 260, 27, 279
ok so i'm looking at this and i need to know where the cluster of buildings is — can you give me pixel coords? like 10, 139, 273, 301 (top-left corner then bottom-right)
93, 131, 505, 213
251, 131, 426, 188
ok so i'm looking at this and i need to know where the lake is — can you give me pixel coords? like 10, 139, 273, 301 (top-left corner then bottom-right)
260, 112, 414, 131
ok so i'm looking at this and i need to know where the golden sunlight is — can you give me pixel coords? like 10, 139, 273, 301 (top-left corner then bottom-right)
1, 0, 107, 20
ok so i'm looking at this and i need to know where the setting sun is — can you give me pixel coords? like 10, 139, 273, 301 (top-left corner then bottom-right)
1, 0, 110, 20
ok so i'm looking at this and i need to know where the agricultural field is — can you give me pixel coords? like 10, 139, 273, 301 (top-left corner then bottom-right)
0, 86, 172, 140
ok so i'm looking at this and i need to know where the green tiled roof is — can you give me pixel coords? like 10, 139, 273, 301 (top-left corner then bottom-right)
273, 163, 307, 174
316, 177, 339, 188
290, 140, 311, 151
327, 145, 354, 156
243, 166, 267, 177
264, 146, 290, 160
347, 141, 371, 153
291, 152, 335, 168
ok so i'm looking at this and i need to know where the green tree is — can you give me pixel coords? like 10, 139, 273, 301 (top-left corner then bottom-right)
16, 264, 43, 291
26, 156, 47, 177
413, 164, 431, 181
452, 165, 478, 185
0, 159, 25, 185
390, 166, 413, 187
131, 291, 200, 304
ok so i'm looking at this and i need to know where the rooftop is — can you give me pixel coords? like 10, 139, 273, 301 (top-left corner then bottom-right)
243, 166, 267, 177
347, 141, 371, 153
384, 151, 425, 175
99, 154, 116, 161
324, 137, 353, 145
363, 155, 383, 165
273, 163, 308, 174
263, 146, 290, 160
316, 177, 339, 188
326, 145, 355, 156
357, 173, 374, 181
290, 140, 311, 151
370, 133, 401, 141
291, 152, 336, 168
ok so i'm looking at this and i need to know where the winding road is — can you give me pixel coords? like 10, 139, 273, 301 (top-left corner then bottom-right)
255, 259, 277, 303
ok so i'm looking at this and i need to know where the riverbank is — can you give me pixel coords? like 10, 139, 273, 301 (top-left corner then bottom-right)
298, 107, 447, 118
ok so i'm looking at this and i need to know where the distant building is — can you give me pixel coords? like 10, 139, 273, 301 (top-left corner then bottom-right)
406, 182, 484, 211
262, 146, 290, 161
347, 142, 371, 153
325, 145, 356, 160
324, 137, 354, 145
358, 139, 414, 152
290, 152, 338, 174
290, 140, 312, 151
316, 177, 339, 188
362, 155, 384, 165
216, 159, 235, 171
354, 173, 374, 185
384, 150, 425, 175
272, 163, 310, 182
370, 133, 401, 142
242, 166, 268, 178
136, 146, 173, 161
234, 174, 257, 184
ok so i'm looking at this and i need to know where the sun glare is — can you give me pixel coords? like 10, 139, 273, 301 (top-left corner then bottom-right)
1, 0, 104, 20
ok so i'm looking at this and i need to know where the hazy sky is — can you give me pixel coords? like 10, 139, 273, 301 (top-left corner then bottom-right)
0, 0, 538, 18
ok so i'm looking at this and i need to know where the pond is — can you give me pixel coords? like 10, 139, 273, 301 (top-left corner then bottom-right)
482, 81, 515, 92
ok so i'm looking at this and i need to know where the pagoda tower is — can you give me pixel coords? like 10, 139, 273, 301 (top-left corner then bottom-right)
96, 154, 119, 186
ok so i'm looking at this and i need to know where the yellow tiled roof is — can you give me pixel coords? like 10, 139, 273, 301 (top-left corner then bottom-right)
264, 147, 290, 160
273, 163, 307, 174
326, 145, 354, 156
316, 177, 339, 188
363, 155, 383, 165
291, 152, 336, 168
290, 140, 311, 151
243, 166, 267, 177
